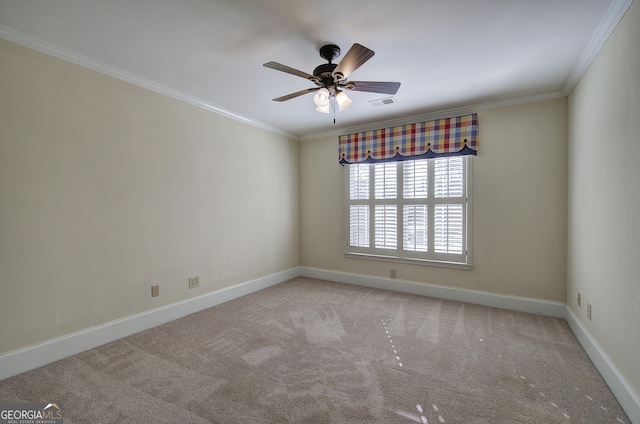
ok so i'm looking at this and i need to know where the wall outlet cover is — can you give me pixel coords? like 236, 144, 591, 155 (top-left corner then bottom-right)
189, 276, 200, 289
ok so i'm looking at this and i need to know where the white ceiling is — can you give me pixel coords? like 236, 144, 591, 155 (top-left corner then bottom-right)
0, 0, 630, 139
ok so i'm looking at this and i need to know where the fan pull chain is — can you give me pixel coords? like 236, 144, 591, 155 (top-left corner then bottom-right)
333, 97, 336, 124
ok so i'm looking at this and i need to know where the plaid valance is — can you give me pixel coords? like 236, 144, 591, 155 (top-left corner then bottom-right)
338, 113, 478, 164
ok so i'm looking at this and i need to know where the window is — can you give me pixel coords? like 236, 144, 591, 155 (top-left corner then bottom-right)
346, 156, 472, 267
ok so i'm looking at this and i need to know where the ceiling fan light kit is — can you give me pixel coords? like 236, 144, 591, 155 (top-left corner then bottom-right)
264, 43, 400, 116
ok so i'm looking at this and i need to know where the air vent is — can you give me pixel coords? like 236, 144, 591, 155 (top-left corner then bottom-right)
369, 97, 397, 107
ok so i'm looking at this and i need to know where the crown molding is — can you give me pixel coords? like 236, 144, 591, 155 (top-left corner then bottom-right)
562, 0, 634, 94
299, 90, 566, 141
301, 0, 634, 141
0, 25, 297, 140
2, 0, 633, 142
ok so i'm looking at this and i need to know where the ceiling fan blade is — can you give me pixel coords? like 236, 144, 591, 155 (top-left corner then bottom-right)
332, 43, 375, 82
344, 81, 401, 95
263, 61, 319, 82
273, 87, 319, 102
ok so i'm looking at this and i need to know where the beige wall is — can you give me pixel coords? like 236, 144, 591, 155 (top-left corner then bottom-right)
301, 98, 568, 302
0, 39, 300, 354
567, 1, 640, 398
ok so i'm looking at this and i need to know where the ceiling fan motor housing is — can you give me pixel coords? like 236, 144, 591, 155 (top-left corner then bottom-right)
313, 63, 338, 87
314, 45, 342, 90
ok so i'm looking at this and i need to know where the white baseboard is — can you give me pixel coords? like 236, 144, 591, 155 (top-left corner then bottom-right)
0, 267, 301, 381
565, 306, 640, 424
300, 267, 566, 317
4, 266, 637, 423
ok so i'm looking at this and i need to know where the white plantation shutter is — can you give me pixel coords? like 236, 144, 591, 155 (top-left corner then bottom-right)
432, 157, 466, 261
434, 158, 464, 198
350, 164, 370, 200
375, 205, 398, 249
403, 159, 429, 255
348, 165, 370, 250
403, 160, 428, 199
374, 163, 397, 199
350, 205, 370, 248
434, 204, 463, 254
346, 156, 471, 266
403, 205, 428, 252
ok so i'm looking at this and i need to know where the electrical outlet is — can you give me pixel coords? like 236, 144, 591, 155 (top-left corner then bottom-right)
587, 303, 592, 320
188, 276, 200, 289
390, 269, 397, 279
151, 285, 159, 298
577, 292, 581, 307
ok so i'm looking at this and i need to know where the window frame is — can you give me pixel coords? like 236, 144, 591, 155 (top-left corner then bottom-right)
344, 156, 473, 270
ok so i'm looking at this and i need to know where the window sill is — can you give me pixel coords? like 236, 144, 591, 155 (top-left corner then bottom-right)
344, 252, 473, 270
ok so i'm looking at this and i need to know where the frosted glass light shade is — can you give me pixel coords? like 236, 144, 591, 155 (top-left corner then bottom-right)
316, 103, 331, 113
313, 88, 330, 107
335, 91, 353, 111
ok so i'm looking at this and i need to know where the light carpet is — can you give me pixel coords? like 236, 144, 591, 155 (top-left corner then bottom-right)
0, 277, 630, 423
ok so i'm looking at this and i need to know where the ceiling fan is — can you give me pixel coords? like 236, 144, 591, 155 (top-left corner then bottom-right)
263, 43, 401, 113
